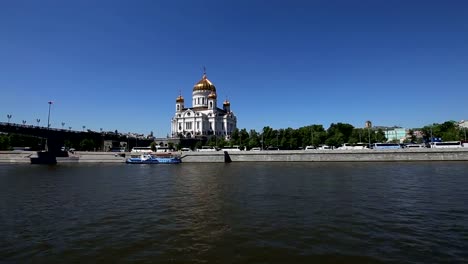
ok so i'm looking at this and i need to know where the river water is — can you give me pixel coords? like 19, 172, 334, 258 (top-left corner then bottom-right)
0, 162, 467, 263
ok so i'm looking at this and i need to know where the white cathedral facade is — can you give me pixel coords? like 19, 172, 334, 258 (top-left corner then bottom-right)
171, 72, 237, 139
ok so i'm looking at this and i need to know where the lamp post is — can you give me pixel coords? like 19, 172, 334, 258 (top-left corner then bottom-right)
368, 128, 371, 147
22, 120, 26, 126
61, 122, 65, 129
276, 131, 279, 148
365, 121, 372, 148
7, 114, 12, 124
430, 125, 433, 143
47, 101, 53, 129
69, 126, 72, 131
82, 125, 86, 132
261, 133, 264, 150
311, 128, 314, 146
36, 119, 40, 126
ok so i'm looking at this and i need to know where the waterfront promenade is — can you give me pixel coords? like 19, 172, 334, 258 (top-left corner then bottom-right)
2, 148, 468, 163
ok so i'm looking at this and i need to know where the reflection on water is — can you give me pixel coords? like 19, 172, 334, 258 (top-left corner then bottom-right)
1, 162, 467, 263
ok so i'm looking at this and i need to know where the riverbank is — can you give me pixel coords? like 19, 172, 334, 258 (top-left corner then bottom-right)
1, 149, 468, 163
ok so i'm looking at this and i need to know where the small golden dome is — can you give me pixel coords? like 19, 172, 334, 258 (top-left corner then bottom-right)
176, 95, 184, 103
208, 91, 217, 99
223, 99, 230, 105
193, 73, 216, 92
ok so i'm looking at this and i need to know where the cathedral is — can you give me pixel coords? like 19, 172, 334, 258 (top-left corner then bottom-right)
171, 71, 237, 139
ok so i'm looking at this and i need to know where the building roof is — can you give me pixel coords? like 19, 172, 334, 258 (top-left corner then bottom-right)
193, 73, 216, 92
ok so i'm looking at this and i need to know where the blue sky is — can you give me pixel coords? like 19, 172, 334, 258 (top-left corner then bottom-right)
1, 0, 467, 136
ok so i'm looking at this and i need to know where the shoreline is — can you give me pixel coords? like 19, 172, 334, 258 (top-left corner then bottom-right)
1, 149, 468, 163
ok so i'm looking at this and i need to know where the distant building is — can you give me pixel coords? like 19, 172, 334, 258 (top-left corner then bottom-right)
384, 127, 407, 142
171, 71, 237, 139
458, 120, 468, 129
373, 126, 408, 142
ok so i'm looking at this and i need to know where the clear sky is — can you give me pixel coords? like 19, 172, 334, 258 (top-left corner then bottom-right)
1, 0, 467, 137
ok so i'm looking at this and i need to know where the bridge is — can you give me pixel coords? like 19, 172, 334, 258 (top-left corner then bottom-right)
0, 122, 153, 153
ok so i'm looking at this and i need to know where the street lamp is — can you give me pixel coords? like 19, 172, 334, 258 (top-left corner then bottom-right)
276, 131, 279, 148
430, 125, 433, 143
82, 125, 86, 132
47, 101, 53, 129
7, 114, 12, 124
36, 119, 40, 126
261, 133, 264, 150
310, 128, 314, 146
22, 120, 26, 126
62, 122, 65, 129
365, 121, 372, 148
69, 126, 72, 131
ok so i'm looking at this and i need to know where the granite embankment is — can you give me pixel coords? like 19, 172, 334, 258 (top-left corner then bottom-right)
2, 149, 468, 163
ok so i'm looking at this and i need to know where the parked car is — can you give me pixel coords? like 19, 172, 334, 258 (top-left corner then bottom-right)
318, 145, 333, 150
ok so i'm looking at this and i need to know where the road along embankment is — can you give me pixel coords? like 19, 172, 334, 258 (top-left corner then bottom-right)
1, 149, 468, 164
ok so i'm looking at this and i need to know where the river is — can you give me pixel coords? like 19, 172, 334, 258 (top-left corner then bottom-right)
1, 162, 467, 263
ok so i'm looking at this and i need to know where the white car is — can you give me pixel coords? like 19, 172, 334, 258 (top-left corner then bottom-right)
318, 145, 333, 150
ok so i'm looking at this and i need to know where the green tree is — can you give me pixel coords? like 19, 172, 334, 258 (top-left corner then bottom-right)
168, 142, 175, 150
248, 130, 260, 149
150, 141, 157, 152
327, 123, 354, 144
239, 128, 249, 147
0, 134, 11, 150
230, 128, 240, 145
375, 129, 387, 143
79, 139, 95, 151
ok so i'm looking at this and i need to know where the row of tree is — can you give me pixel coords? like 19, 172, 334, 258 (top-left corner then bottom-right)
2, 121, 465, 151
190, 121, 467, 150
192, 123, 388, 150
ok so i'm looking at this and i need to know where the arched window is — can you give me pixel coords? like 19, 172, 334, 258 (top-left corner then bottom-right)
210, 102, 213, 108
177, 105, 179, 111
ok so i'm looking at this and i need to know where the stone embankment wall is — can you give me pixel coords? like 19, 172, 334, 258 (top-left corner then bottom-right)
0, 151, 35, 163
1, 149, 468, 164
0, 151, 126, 163
181, 149, 468, 162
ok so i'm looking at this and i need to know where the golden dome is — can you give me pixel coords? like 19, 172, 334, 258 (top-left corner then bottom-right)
208, 91, 217, 99
223, 99, 230, 105
193, 73, 216, 92
176, 95, 184, 103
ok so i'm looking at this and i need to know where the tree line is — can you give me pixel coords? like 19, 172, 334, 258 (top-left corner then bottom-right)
1, 120, 465, 151
192, 120, 467, 150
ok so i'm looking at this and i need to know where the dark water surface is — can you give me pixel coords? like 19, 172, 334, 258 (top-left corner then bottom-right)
1, 162, 467, 263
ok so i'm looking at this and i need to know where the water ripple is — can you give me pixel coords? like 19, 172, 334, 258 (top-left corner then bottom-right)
1, 162, 468, 263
